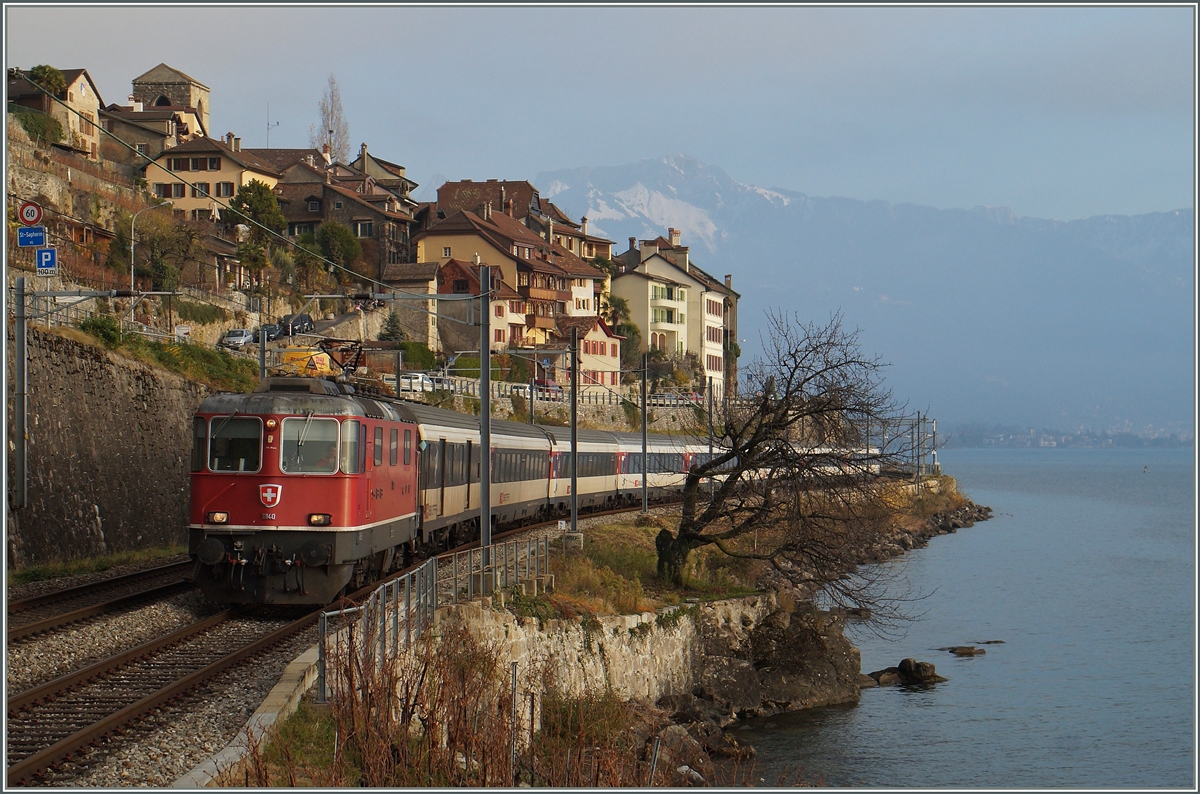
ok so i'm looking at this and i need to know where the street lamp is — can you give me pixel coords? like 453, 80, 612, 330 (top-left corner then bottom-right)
130, 200, 173, 322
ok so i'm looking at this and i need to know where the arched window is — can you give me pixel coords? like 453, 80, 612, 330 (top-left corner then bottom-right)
155, 95, 171, 107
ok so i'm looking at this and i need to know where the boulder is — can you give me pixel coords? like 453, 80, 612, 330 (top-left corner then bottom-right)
898, 657, 947, 684
868, 667, 903, 686
697, 657, 762, 716
942, 645, 985, 656
653, 724, 715, 782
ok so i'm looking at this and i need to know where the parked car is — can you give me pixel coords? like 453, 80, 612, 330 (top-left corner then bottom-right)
252, 323, 281, 343
397, 373, 436, 392
217, 329, 253, 349
280, 313, 315, 335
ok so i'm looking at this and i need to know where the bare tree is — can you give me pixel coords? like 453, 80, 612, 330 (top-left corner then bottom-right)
309, 74, 350, 163
657, 311, 920, 622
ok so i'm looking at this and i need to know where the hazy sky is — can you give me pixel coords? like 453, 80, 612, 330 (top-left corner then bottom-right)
5, 5, 1195, 220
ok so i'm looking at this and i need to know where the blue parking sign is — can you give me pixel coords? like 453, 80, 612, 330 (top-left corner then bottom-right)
36, 248, 58, 276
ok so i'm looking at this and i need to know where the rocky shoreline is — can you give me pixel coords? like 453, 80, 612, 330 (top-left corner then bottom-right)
629, 498, 993, 784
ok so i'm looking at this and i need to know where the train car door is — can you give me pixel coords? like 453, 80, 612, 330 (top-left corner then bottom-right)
438, 438, 447, 517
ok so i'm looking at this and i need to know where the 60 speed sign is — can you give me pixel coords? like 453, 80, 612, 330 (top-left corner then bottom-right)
18, 201, 43, 226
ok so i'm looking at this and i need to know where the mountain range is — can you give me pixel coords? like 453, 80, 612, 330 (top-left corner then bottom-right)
535, 155, 1194, 436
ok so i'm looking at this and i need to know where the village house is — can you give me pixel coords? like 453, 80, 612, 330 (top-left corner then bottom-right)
7, 67, 104, 159
613, 228, 739, 398
144, 133, 281, 220
129, 64, 211, 140
98, 99, 205, 166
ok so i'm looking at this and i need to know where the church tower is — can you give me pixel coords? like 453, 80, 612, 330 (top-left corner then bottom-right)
131, 63, 210, 136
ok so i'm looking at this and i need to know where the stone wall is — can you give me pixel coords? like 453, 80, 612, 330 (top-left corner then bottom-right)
437, 599, 699, 703
6, 326, 210, 568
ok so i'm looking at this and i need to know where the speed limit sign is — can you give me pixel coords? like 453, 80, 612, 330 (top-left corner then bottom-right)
18, 201, 43, 226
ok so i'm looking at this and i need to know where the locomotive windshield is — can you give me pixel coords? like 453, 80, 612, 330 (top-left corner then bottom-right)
208, 416, 263, 472
280, 416, 340, 474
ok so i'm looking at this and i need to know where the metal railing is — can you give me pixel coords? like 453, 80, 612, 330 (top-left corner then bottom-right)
314, 534, 553, 702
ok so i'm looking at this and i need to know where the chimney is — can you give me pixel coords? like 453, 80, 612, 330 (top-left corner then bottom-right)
321, 144, 331, 165
325, 168, 331, 185
360, 142, 367, 163
547, 219, 553, 243
305, 154, 314, 167
233, 137, 241, 152
581, 216, 588, 235
226, 132, 235, 147
628, 236, 636, 253
128, 94, 142, 113
669, 227, 681, 247
506, 198, 514, 217
500, 185, 506, 210
724, 274, 732, 288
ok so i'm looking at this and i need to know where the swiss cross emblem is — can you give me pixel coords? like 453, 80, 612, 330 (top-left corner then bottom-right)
260, 484, 283, 508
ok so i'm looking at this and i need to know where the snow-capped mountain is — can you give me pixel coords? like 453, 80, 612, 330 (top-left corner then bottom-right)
535, 156, 1193, 434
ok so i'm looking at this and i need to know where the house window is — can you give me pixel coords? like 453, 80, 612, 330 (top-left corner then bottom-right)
524, 248, 530, 259
308, 200, 320, 212
170, 157, 189, 171
172, 183, 186, 199
191, 182, 210, 198
611, 345, 618, 358
136, 143, 147, 156
495, 304, 504, 318
209, 157, 221, 170
334, 200, 343, 209
587, 243, 594, 257
494, 329, 505, 343
354, 221, 373, 237
518, 273, 529, 286
153, 183, 168, 198
509, 301, 523, 314
452, 279, 469, 293
289, 223, 313, 236
190, 157, 208, 171
443, 247, 451, 258
216, 182, 235, 197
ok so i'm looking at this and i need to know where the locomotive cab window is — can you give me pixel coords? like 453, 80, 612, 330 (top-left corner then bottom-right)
403, 429, 412, 465
341, 420, 362, 474
191, 417, 207, 472
374, 426, 384, 466
281, 417, 340, 474
208, 416, 262, 472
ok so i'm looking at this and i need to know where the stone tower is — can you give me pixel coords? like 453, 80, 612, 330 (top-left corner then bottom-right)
131, 63, 210, 136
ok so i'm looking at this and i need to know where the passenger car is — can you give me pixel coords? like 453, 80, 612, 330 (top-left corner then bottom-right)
218, 329, 254, 349
253, 323, 281, 343
280, 313, 315, 335
533, 379, 564, 400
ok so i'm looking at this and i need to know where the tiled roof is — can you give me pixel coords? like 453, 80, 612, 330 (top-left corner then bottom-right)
438, 258, 522, 300
158, 137, 282, 176
437, 180, 541, 218
325, 184, 414, 221
541, 201, 579, 227
545, 242, 604, 278
133, 63, 209, 90
382, 262, 439, 282
241, 148, 326, 171
550, 316, 600, 339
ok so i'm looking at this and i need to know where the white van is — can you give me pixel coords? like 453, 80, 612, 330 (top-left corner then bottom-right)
218, 329, 254, 349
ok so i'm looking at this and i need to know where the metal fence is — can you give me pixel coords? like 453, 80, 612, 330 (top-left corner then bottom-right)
314, 534, 553, 702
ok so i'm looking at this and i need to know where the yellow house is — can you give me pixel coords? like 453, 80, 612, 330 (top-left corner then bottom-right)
145, 133, 280, 220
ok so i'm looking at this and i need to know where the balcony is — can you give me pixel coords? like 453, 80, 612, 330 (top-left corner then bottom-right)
519, 285, 571, 302
526, 314, 556, 330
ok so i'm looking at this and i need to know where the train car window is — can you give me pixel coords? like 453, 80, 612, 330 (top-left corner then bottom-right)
471, 445, 480, 483
208, 416, 262, 472
403, 429, 412, 465
390, 428, 398, 466
340, 420, 361, 474
191, 417, 207, 472
373, 426, 384, 466
281, 417, 339, 474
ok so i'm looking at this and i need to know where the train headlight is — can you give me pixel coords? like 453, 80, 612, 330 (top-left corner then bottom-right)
206, 511, 229, 524
308, 513, 332, 526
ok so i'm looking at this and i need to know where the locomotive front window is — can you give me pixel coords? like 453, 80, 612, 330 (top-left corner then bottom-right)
340, 420, 362, 474
208, 417, 262, 472
191, 417, 207, 472
280, 416, 340, 474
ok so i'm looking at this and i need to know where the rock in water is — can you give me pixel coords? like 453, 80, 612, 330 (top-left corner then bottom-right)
898, 657, 948, 684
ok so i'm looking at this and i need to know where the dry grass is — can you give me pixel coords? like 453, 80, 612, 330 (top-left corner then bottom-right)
7, 545, 187, 585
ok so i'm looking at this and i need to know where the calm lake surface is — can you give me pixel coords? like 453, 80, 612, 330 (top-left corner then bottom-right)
741, 447, 1195, 788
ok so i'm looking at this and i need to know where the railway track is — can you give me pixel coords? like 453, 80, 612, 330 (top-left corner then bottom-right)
7, 562, 195, 641
5, 607, 312, 787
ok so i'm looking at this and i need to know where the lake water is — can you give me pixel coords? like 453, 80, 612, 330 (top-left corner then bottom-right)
740, 448, 1195, 788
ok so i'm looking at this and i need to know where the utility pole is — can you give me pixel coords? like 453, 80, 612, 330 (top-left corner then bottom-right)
12, 278, 28, 509
478, 257, 492, 566
641, 351, 648, 514
570, 327, 579, 533
707, 376, 714, 495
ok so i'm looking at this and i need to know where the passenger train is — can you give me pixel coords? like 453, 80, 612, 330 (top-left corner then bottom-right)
188, 376, 714, 604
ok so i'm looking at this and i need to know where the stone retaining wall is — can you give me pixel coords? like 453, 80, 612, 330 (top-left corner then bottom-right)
6, 326, 210, 567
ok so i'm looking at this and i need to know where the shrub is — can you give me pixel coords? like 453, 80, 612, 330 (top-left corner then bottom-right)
175, 300, 228, 325
398, 341, 435, 371
79, 314, 120, 346
9, 105, 64, 145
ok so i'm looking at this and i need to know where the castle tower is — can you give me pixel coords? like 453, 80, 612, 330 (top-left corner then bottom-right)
131, 63, 210, 135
